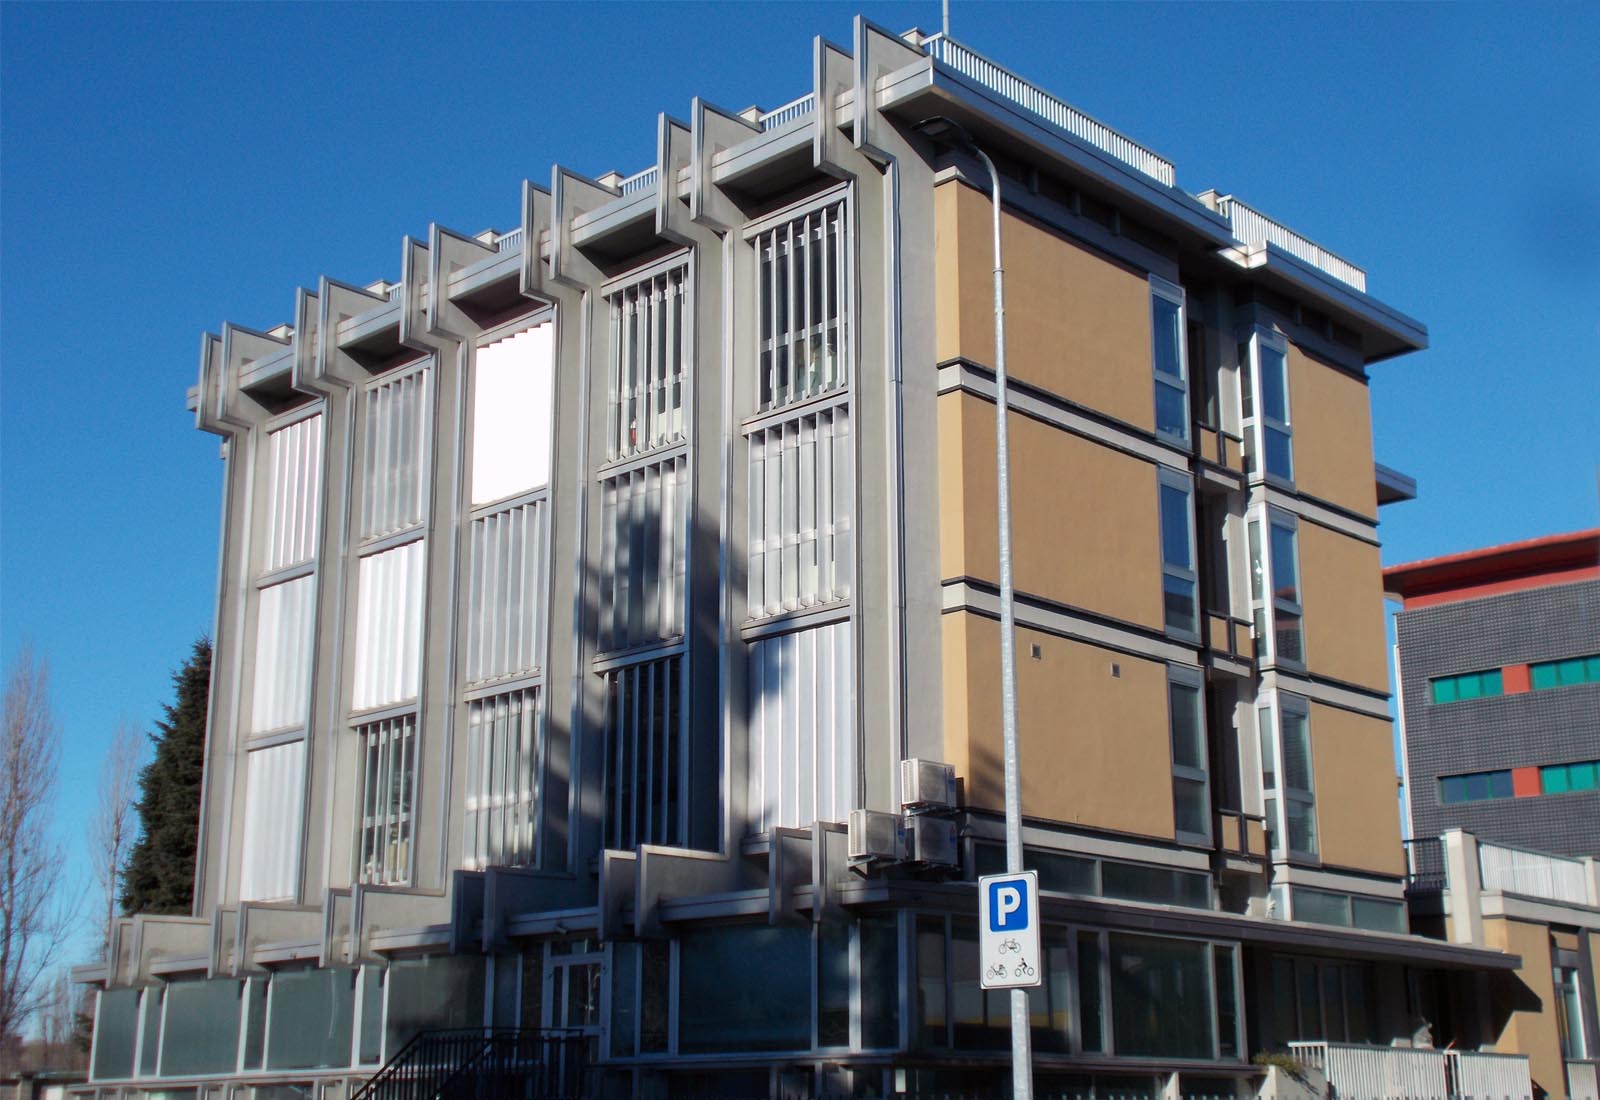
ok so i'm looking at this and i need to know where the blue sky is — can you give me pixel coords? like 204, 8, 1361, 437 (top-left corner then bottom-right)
2, 2, 1596, 966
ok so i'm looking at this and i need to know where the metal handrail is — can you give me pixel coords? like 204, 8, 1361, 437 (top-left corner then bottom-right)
759, 92, 816, 131
1204, 191, 1368, 292
919, 33, 1176, 187
350, 1027, 586, 1100
618, 167, 658, 195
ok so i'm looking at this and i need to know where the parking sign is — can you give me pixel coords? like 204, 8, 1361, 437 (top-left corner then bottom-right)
978, 870, 1041, 989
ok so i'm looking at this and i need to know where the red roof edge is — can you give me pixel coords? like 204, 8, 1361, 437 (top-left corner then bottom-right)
1383, 528, 1600, 607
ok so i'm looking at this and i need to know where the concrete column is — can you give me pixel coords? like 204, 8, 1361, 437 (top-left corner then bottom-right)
1443, 828, 1484, 946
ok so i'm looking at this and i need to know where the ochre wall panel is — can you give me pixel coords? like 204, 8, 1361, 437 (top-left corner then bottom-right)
1288, 345, 1378, 519
1299, 523, 1391, 693
1483, 918, 1565, 1100
935, 182, 1154, 431
1308, 703, 1405, 876
951, 393, 1163, 630
944, 613, 1175, 840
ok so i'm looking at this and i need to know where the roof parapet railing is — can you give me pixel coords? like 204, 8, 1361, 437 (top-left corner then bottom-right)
919, 33, 1176, 189
759, 92, 817, 131
618, 166, 659, 195
495, 228, 525, 254
1200, 190, 1368, 292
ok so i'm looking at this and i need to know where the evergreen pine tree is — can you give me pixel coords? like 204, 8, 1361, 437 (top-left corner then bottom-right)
121, 638, 211, 915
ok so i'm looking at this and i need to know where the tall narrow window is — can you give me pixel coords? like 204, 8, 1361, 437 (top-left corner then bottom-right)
239, 740, 306, 901
1260, 694, 1317, 859
1168, 668, 1209, 843
607, 264, 688, 459
357, 714, 416, 885
1151, 276, 1189, 442
748, 620, 855, 831
264, 414, 323, 573
598, 454, 688, 653
1158, 470, 1198, 638
1242, 329, 1293, 484
755, 199, 850, 412
464, 688, 541, 869
472, 322, 554, 507
361, 365, 430, 539
747, 405, 853, 619
1248, 507, 1303, 666
602, 656, 685, 850
352, 541, 426, 711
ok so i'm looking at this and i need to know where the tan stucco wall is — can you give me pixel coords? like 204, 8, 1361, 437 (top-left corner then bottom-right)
1298, 522, 1391, 693
1484, 917, 1565, 1100
934, 181, 1155, 431
1287, 344, 1378, 519
943, 612, 1175, 839
1307, 703, 1406, 876
939, 391, 1163, 629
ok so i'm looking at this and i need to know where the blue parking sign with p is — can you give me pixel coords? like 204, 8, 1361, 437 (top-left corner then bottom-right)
988, 879, 1029, 932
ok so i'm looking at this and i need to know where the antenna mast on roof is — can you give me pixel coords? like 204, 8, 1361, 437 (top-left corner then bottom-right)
942, 0, 950, 37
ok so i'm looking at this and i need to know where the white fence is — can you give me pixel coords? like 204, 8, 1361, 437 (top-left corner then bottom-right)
1204, 193, 1368, 292
759, 92, 816, 131
1478, 840, 1592, 906
1289, 1042, 1532, 1100
920, 34, 1176, 187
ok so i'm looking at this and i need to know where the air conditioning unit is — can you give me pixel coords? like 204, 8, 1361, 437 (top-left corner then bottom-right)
848, 809, 907, 863
900, 758, 958, 811
907, 816, 959, 868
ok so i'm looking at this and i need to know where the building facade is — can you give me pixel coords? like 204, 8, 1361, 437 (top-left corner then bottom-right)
80, 17, 1528, 1100
1388, 531, 1600, 1100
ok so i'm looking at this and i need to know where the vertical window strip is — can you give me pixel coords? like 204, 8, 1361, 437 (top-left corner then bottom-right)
361, 367, 430, 540
1157, 472, 1198, 638
352, 541, 426, 710
757, 202, 848, 412
466, 499, 548, 684
250, 575, 315, 733
464, 688, 541, 869
746, 405, 852, 620
1261, 695, 1317, 859
1245, 331, 1293, 484
1248, 508, 1303, 666
607, 267, 688, 460
358, 714, 416, 885
264, 414, 323, 572
603, 656, 685, 850
1168, 671, 1209, 842
239, 740, 306, 902
1150, 278, 1188, 442
599, 455, 688, 654
748, 620, 855, 833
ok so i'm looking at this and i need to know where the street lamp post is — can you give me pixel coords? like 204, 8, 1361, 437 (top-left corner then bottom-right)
915, 115, 1032, 1100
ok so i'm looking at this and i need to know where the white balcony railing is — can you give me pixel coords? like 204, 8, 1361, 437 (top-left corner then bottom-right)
1568, 1060, 1600, 1100
1289, 1042, 1532, 1100
1203, 192, 1368, 292
495, 228, 524, 254
759, 92, 816, 131
1478, 839, 1592, 907
920, 34, 1176, 188
618, 166, 658, 195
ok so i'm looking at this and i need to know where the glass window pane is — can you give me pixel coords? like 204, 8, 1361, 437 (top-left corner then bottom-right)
1274, 607, 1304, 664
1109, 934, 1214, 1058
1294, 888, 1351, 927
1431, 677, 1458, 704
92, 988, 139, 1080
679, 924, 810, 1053
1269, 523, 1299, 599
1165, 574, 1198, 636
1482, 669, 1504, 696
384, 956, 484, 1056
1174, 777, 1209, 838
951, 918, 1004, 1051
1159, 483, 1193, 568
861, 917, 899, 1050
1077, 932, 1104, 1053
1214, 946, 1238, 1059
1488, 770, 1514, 799
161, 979, 243, 1077
1351, 896, 1406, 934
1543, 765, 1571, 794
1257, 345, 1288, 423
241, 977, 268, 1071
139, 985, 163, 1077
1258, 710, 1277, 790
1531, 662, 1561, 690
916, 916, 947, 1049
266, 968, 356, 1071
1440, 775, 1469, 804
1568, 762, 1598, 792
1169, 681, 1204, 769
818, 921, 851, 1047
610, 942, 638, 1059
1264, 427, 1293, 481
1152, 296, 1183, 379
1156, 382, 1189, 439
1280, 710, 1313, 792
641, 941, 669, 1053
1286, 800, 1319, 856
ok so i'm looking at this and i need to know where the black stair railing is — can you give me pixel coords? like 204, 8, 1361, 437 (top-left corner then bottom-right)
351, 1027, 587, 1100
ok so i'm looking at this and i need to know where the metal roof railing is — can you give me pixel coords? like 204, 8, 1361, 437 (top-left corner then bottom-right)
920, 33, 1176, 188
1205, 192, 1368, 292
758, 92, 816, 131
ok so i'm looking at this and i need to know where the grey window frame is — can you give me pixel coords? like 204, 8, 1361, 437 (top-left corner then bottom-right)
1248, 504, 1305, 670
1158, 468, 1200, 641
1259, 691, 1318, 861
1150, 275, 1190, 444
1168, 664, 1211, 846
1242, 327, 1294, 486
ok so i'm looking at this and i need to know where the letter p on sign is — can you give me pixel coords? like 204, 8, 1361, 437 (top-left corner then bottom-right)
990, 881, 1026, 931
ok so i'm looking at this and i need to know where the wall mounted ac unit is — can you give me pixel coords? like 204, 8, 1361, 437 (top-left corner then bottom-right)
900, 758, 958, 811
907, 816, 958, 868
848, 809, 907, 863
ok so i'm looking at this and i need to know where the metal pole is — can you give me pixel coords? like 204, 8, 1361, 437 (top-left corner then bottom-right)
972, 142, 1033, 1100
942, 0, 950, 38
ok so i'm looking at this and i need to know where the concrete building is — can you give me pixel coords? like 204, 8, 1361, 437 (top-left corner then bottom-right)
78, 17, 1533, 1100
1388, 531, 1600, 1100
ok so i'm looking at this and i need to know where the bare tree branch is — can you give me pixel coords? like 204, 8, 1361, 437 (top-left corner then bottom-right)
87, 722, 142, 956
0, 646, 70, 1070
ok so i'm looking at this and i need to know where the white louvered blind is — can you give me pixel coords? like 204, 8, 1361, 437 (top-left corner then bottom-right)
598, 455, 688, 654
602, 656, 685, 850
357, 715, 416, 885
239, 740, 305, 902
606, 266, 688, 460
746, 404, 853, 619
353, 542, 425, 710
465, 500, 548, 685
250, 576, 314, 733
472, 324, 555, 506
264, 415, 323, 572
755, 201, 849, 412
361, 366, 430, 539
748, 620, 854, 832
464, 688, 541, 869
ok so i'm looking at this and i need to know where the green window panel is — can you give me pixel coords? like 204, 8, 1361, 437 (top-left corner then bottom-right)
1531, 654, 1600, 691
1430, 668, 1504, 704
1440, 769, 1513, 804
